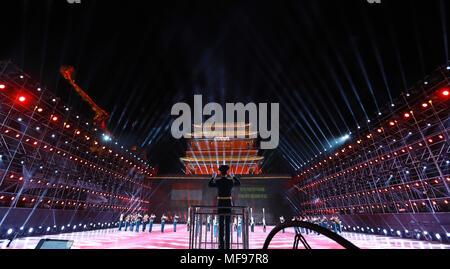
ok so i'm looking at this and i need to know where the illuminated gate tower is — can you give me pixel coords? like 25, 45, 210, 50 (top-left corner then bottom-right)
180, 123, 264, 175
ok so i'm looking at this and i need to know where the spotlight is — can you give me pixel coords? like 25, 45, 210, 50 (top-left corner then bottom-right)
28, 227, 33, 234
441, 89, 450, 97
46, 227, 51, 232
403, 113, 411, 118
6, 228, 13, 235
18, 96, 26, 102
0, 83, 6, 89
103, 134, 111, 142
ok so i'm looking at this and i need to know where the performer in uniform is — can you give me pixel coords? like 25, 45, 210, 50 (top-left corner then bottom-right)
207, 215, 212, 232
262, 208, 266, 233
186, 216, 191, 232
292, 216, 299, 234
118, 213, 125, 231
280, 216, 285, 233
237, 216, 242, 238
322, 216, 328, 230
208, 165, 241, 250
149, 213, 155, 233
173, 214, 180, 232
195, 216, 201, 235
130, 214, 136, 232
161, 214, 167, 233
213, 215, 218, 238
124, 215, 130, 231
142, 214, 149, 232
299, 216, 305, 234
249, 208, 255, 233
135, 213, 142, 232
250, 216, 255, 233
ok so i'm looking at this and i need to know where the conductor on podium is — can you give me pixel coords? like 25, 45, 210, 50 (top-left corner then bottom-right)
208, 165, 241, 249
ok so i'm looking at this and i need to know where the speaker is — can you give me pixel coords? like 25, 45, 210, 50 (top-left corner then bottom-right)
35, 239, 74, 249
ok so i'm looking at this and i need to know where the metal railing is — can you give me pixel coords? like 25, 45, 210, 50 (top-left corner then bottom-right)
188, 205, 249, 249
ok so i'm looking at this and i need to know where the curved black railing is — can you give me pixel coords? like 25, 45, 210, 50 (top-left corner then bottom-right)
263, 221, 359, 249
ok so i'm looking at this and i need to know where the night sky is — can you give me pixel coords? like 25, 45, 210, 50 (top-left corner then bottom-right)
0, 0, 448, 174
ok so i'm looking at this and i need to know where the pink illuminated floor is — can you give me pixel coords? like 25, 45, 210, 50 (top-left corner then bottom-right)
1, 225, 449, 249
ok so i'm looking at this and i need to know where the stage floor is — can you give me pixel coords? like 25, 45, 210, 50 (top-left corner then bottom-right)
1, 225, 449, 249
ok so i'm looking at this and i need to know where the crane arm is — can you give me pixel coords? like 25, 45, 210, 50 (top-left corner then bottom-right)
60, 66, 112, 135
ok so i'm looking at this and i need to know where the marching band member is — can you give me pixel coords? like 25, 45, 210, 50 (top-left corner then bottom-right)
299, 216, 305, 234
280, 216, 285, 233
131, 214, 137, 232
213, 216, 218, 238
292, 216, 299, 234
149, 213, 155, 233
237, 216, 242, 238
262, 208, 266, 233
233, 217, 237, 232
207, 215, 212, 232
124, 214, 130, 231
249, 208, 255, 233
118, 213, 125, 231
135, 213, 142, 232
195, 216, 200, 235
161, 214, 167, 233
142, 214, 149, 232
173, 214, 180, 232
262, 217, 266, 233
186, 216, 191, 232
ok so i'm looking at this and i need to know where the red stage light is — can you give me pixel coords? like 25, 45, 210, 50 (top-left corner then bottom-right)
18, 96, 26, 102
51, 116, 58, 122
0, 83, 6, 89
389, 121, 395, 126
441, 89, 450, 97
421, 103, 428, 108
37, 108, 43, 113
403, 113, 411, 118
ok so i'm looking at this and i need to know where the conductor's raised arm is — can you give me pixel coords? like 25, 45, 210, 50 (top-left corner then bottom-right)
231, 173, 241, 186
209, 172, 217, 187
